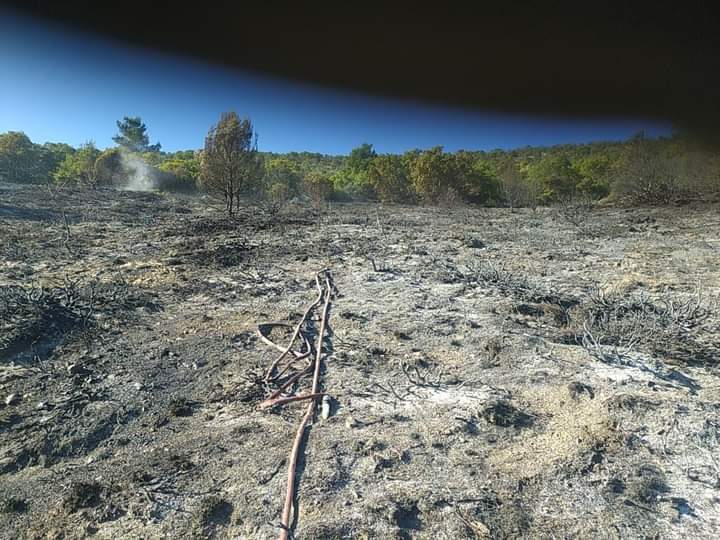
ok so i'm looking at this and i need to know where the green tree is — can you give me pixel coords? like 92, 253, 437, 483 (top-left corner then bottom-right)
527, 154, 580, 202
574, 154, 611, 200
263, 157, 303, 199
41, 142, 76, 179
332, 143, 377, 198
347, 143, 377, 172
367, 154, 415, 204
140, 151, 165, 167
53, 142, 101, 185
113, 116, 161, 153
454, 152, 501, 205
158, 154, 200, 192
200, 112, 262, 215
0, 131, 49, 184
408, 146, 458, 203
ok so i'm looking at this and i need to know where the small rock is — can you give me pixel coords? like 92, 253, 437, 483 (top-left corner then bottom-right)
5, 394, 20, 406
321, 395, 332, 420
133, 382, 143, 391
345, 416, 360, 429
36, 401, 48, 410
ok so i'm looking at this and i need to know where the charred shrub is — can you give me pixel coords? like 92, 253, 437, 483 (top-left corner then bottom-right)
629, 464, 670, 504
0, 278, 160, 361
62, 481, 103, 513
193, 495, 234, 536
576, 287, 716, 364
168, 397, 195, 417
481, 400, 534, 428
0, 496, 28, 514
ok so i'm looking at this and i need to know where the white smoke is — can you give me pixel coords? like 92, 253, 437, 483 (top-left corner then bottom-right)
118, 150, 158, 191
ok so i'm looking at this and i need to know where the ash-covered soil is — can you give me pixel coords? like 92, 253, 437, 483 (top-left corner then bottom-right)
1, 183, 720, 539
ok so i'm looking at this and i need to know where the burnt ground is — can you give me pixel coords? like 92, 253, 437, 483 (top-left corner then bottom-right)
1, 182, 720, 539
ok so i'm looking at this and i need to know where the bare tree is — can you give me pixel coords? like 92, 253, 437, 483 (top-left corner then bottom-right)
614, 135, 681, 204
200, 112, 262, 216
303, 171, 333, 209
677, 149, 720, 200
498, 160, 538, 212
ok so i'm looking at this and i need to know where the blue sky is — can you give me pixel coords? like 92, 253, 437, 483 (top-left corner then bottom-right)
0, 10, 671, 155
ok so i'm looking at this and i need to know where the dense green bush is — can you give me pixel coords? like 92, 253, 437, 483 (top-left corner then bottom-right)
158, 155, 200, 192
366, 154, 414, 204
52, 142, 101, 186
0, 132, 67, 184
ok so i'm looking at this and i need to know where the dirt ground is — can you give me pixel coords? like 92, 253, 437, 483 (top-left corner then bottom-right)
1, 183, 720, 539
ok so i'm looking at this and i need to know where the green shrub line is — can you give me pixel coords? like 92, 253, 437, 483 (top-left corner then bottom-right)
2, 122, 718, 208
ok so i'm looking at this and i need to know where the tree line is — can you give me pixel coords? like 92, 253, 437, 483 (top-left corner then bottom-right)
1, 114, 719, 214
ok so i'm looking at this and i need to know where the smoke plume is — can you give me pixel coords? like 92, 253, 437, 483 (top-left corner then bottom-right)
118, 150, 157, 191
